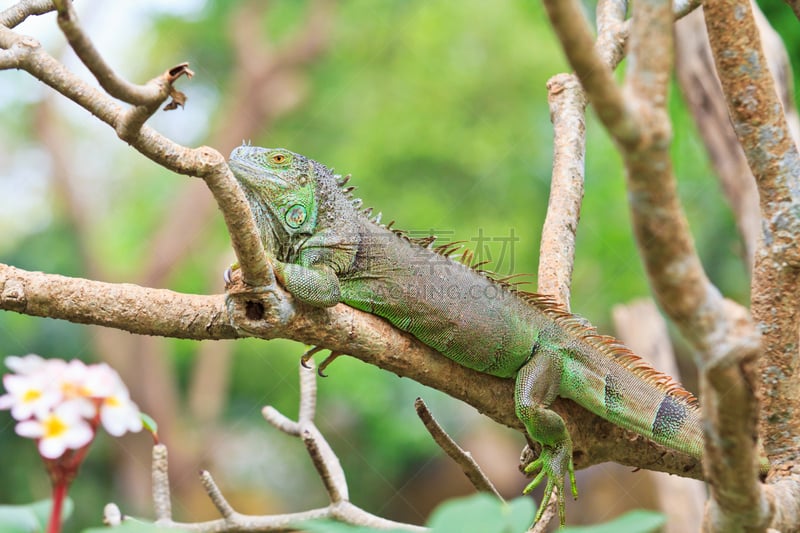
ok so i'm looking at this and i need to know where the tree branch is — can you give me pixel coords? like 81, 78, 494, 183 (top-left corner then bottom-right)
674, 8, 761, 270
545, 0, 769, 530
53, 0, 181, 107
0, 0, 53, 29
147, 363, 427, 532
702, 0, 800, 529
0, 261, 704, 479
0, 20, 271, 287
542, 0, 640, 146
414, 398, 502, 499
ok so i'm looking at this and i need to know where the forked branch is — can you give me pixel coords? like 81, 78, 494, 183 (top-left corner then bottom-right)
0, 0, 271, 286
144, 362, 426, 532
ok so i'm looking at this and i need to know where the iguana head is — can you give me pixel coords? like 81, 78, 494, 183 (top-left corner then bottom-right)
229, 145, 320, 254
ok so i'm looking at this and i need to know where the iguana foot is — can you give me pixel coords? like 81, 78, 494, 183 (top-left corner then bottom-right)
300, 347, 344, 377
522, 440, 577, 525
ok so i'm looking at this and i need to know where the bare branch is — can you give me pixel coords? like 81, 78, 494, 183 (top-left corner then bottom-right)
627, 0, 672, 107
303, 428, 348, 504
537, 74, 586, 307
198, 470, 236, 519
146, 362, 427, 532
594, 0, 628, 69
0, 262, 704, 478
151, 444, 172, 521
414, 398, 502, 499
675, 9, 761, 270
703, 1, 800, 252
0, 263, 236, 338
0, 0, 53, 28
546, 0, 770, 529
53, 0, 186, 106
703, 0, 800, 493
541, 0, 640, 146
0, 23, 271, 286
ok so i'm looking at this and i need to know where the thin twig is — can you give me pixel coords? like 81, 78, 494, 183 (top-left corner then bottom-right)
146, 361, 426, 532
151, 444, 172, 521
198, 470, 236, 519
526, 491, 558, 533
414, 398, 502, 499
53, 0, 179, 106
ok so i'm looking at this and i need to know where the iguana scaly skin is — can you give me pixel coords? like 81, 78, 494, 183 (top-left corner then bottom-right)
228, 145, 703, 525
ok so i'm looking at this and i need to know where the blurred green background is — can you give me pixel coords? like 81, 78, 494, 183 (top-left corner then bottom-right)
0, 0, 797, 530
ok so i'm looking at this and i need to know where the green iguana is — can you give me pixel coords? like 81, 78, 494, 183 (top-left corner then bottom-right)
227, 144, 704, 525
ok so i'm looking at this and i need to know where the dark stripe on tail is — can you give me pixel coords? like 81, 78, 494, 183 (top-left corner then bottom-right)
651, 395, 688, 440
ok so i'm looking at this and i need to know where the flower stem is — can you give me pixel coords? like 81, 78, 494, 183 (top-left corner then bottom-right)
47, 478, 68, 533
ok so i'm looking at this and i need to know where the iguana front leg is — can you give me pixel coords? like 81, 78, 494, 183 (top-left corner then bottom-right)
273, 260, 341, 307
273, 231, 358, 308
515, 349, 578, 526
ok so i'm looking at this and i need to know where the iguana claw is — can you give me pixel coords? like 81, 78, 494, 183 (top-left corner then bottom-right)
223, 262, 240, 285
523, 441, 577, 525
300, 347, 344, 377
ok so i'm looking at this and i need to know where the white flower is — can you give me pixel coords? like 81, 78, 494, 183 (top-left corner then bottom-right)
2, 355, 143, 444
15, 402, 94, 459
5, 354, 48, 375
0, 372, 61, 421
84, 363, 142, 436
100, 391, 143, 437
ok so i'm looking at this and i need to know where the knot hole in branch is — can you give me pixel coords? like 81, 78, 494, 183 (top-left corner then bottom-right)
245, 300, 265, 321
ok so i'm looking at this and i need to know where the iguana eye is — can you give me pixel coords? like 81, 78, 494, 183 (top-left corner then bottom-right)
285, 204, 307, 228
270, 153, 289, 165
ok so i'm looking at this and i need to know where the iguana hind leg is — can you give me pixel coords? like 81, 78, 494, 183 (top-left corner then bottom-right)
515, 348, 577, 526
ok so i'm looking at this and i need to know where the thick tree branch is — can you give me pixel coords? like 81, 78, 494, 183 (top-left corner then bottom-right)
545, 0, 768, 530
0, 262, 703, 479
703, 1, 800, 498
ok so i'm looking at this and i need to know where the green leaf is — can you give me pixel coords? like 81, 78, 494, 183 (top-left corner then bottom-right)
504, 496, 538, 533
562, 510, 666, 533
82, 518, 181, 532
140, 413, 158, 435
428, 493, 535, 533
0, 498, 73, 533
299, 519, 409, 533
